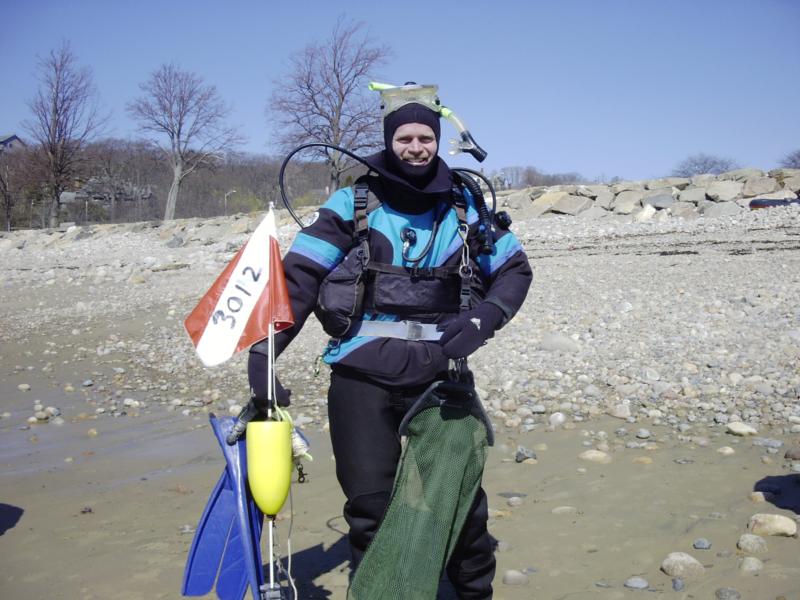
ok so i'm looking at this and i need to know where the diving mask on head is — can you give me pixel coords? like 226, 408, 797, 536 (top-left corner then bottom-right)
369, 81, 487, 162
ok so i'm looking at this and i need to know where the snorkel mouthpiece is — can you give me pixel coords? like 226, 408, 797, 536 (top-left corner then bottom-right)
370, 81, 487, 162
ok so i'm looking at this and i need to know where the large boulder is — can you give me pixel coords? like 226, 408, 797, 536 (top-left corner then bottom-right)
612, 190, 643, 214
768, 167, 800, 179
719, 168, 764, 181
645, 177, 690, 190
530, 191, 568, 218
594, 189, 615, 209
502, 189, 534, 211
679, 187, 707, 204
707, 180, 743, 202
633, 204, 657, 222
702, 201, 741, 218
577, 205, 611, 220
551, 194, 593, 215
690, 174, 717, 186
750, 189, 798, 200
643, 189, 677, 209
670, 202, 699, 219
546, 184, 578, 194
742, 177, 778, 197
575, 184, 610, 198
782, 176, 800, 193
611, 181, 645, 194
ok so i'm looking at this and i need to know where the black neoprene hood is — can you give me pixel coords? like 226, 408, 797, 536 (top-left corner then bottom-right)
382, 102, 442, 150
376, 102, 445, 193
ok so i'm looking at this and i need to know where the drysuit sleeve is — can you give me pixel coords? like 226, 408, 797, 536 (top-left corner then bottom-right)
473, 226, 532, 329
248, 189, 356, 399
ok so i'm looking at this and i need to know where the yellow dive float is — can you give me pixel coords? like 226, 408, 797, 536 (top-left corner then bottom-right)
246, 420, 293, 516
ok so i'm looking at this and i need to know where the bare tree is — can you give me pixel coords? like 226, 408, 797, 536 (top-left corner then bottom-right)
83, 138, 162, 222
0, 148, 14, 231
671, 152, 739, 177
779, 149, 800, 169
127, 64, 241, 220
270, 19, 390, 192
23, 42, 105, 227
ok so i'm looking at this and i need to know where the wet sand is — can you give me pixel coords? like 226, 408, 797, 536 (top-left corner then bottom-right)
2, 343, 798, 600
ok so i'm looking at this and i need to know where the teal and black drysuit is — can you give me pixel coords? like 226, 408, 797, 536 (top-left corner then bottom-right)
249, 103, 532, 598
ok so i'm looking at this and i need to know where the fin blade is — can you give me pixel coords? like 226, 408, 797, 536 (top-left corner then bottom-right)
181, 471, 237, 596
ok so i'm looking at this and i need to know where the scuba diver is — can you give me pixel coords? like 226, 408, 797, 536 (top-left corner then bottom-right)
247, 82, 532, 599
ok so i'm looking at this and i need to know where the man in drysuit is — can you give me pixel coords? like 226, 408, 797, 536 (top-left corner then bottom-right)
248, 84, 532, 599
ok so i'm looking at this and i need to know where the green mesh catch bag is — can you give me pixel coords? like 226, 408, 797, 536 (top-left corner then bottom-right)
348, 379, 492, 600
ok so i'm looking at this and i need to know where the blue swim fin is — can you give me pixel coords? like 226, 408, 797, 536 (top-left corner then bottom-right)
181, 416, 265, 600
215, 509, 248, 599
211, 416, 265, 600
182, 470, 237, 596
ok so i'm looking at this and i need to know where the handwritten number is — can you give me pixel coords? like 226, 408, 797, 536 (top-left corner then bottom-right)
212, 310, 236, 329
243, 266, 261, 282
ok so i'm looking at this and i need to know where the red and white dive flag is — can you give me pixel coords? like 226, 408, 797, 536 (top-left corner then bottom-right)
184, 208, 294, 367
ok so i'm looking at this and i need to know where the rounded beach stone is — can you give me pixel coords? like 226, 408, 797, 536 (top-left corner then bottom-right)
624, 576, 648, 589
578, 449, 612, 464
736, 533, 767, 554
739, 556, 763, 574
661, 552, 705, 579
502, 569, 529, 586
726, 422, 757, 436
747, 513, 797, 537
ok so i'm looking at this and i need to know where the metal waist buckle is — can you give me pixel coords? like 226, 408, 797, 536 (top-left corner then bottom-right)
405, 321, 424, 341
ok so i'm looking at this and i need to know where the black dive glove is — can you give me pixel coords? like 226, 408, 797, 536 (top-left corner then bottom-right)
438, 303, 504, 359
247, 346, 291, 408
251, 376, 291, 410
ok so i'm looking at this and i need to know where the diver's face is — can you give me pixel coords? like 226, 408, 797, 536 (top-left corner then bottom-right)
391, 123, 437, 168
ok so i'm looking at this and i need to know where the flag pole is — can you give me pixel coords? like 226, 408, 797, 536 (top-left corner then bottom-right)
267, 203, 277, 594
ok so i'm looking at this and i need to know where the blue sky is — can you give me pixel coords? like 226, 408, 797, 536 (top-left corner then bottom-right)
3, 0, 799, 181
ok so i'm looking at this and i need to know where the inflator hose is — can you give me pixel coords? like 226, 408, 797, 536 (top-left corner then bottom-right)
278, 143, 372, 229
452, 169, 496, 255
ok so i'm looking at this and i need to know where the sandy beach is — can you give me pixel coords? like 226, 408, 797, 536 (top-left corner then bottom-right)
2, 206, 799, 599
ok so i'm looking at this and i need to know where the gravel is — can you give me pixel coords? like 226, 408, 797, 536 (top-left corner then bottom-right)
2, 205, 799, 438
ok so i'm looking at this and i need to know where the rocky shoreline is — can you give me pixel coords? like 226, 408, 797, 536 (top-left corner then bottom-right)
2, 194, 799, 599
501, 167, 800, 222
1, 193, 799, 437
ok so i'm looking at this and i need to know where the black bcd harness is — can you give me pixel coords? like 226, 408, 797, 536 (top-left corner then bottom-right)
314, 176, 485, 339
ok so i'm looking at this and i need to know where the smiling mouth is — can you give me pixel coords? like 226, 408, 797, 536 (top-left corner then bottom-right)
404, 158, 430, 165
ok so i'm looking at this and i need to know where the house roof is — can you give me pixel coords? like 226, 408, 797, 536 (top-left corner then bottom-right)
1, 134, 24, 147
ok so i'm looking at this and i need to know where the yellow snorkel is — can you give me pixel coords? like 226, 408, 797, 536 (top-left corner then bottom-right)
369, 81, 488, 162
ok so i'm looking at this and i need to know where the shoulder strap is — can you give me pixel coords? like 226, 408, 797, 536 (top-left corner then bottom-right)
352, 176, 383, 242
450, 181, 469, 229
353, 182, 370, 242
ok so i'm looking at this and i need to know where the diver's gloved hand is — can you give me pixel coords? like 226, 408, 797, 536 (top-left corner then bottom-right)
252, 376, 292, 411
248, 343, 291, 408
438, 303, 504, 359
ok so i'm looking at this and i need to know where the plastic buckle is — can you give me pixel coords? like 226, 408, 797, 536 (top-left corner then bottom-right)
260, 584, 285, 599
405, 321, 424, 341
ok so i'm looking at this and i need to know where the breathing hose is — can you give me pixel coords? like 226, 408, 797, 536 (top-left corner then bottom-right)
278, 143, 371, 229
278, 144, 497, 258
452, 168, 496, 255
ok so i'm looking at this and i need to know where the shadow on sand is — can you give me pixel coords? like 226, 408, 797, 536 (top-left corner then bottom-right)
754, 474, 800, 514
277, 534, 460, 599
276, 535, 349, 599
0, 503, 24, 536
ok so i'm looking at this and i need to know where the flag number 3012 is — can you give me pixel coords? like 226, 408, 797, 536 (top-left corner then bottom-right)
211, 266, 262, 329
